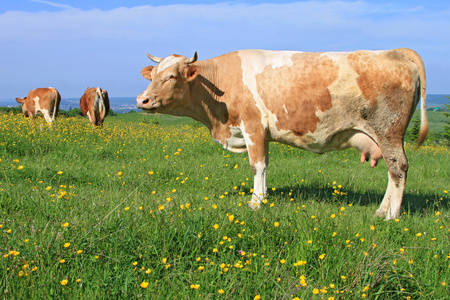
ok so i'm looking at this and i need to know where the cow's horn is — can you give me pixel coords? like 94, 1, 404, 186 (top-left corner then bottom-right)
146, 53, 164, 63
185, 52, 198, 64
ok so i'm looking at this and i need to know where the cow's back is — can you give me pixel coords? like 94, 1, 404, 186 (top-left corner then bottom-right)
222, 49, 422, 152
80, 88, 95, 117
80, 87, 109, 126
26, 87, 60, 120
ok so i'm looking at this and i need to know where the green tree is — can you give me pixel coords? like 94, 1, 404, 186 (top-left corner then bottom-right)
405, 114, 421, 142
0, 106, 22, 114
443, 96, 450, 145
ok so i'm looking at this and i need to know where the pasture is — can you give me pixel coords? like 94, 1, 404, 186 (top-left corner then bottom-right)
0, 112, 449, 299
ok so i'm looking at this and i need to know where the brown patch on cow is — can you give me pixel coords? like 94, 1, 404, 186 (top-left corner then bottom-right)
255, 53, 338, 136
348, 50, 418, 142
80, 87, 110, 126
218, 52, 267, 156
192, 51, 267, 161
348, 50, 414, 108
16, 88, 61, 122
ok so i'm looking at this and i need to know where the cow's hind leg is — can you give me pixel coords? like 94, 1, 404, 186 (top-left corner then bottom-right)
375, 171, 394, 218
376, 142, 408, 220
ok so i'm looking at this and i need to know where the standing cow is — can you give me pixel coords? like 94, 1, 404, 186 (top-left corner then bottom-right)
80, 87, 110, 126
16, 87, 61, 124
136, 48, 428, 220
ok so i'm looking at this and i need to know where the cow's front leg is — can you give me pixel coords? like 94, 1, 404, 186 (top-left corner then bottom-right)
249, 161, 267, 209
247, 141, 269, 210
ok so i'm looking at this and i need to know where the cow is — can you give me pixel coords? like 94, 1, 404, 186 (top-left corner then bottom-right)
16, 87, 61, 124
136, 48, 428, 220
80, 87, 110, 126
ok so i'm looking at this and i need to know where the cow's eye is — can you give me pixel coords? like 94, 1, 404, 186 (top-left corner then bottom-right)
168, 75, 177, 81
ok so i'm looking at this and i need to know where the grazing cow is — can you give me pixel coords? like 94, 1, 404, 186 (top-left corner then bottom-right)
136, 48, 428, 220
80, 87, 110, 126
16, 87, 61, 124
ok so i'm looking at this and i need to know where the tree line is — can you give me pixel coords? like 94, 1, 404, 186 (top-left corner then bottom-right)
0, 106, 116, 118
2, 97, 450, 145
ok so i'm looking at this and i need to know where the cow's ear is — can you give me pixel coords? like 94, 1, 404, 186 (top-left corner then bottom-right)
16, 97, 25, 103
186, 65, 199, 82
141, 66, 154, 80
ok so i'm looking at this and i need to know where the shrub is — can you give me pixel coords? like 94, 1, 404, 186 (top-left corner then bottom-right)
442, 96, 450, 145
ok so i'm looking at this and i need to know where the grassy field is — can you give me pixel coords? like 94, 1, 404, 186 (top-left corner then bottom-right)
0, 112, 449, 299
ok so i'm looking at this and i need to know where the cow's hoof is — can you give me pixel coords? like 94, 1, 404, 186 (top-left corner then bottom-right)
384, 211, 400, 221
249, 201, 261, 211
374, 209, 387, 219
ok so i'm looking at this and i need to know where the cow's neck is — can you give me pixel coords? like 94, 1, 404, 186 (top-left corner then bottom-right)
186, 62, 229, 134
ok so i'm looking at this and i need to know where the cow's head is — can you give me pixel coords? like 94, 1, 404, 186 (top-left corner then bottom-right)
16, 97, 29, 117
137, 52, 199, 114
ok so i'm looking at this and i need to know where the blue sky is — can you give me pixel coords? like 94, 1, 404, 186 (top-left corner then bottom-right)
1, 0, 449, 101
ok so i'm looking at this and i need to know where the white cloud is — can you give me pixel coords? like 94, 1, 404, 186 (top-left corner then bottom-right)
0, 1, 449, 98
1, 2, 448, 47
31, 0, 76, 10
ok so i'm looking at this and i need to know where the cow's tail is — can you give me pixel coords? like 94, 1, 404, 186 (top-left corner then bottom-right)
398, 48, 428, 146
95, 87, 106, 126
51, 87, 61, 122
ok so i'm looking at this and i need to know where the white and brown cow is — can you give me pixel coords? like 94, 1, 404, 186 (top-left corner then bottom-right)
80, 87, 110, 126
16, 87, 61, 124
137, 48, 428, 220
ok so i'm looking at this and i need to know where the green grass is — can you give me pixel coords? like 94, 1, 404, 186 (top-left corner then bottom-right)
0, 113, 449, 299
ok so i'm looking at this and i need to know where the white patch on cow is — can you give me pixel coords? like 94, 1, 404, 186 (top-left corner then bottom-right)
238, 50, 301, 130
33, 95, 53, 124
93, 87, 106, 125
268, 51, 298, 69
239, 121, 254, 147
33, 96, 41, 110
96, 87, 103, 116
225, 126, 247, 152
40, 109, 53, 123
282, 104, 288, 115
249, 161, 267, 209
385, 173, 405, 220
86, 111, 93, 124
253, 161, 266, 196
323, 53, 362, 96
224, 121, 252, 153
320, 52, 348, 62
376, 171, 393, 218
156, 56, 183, 74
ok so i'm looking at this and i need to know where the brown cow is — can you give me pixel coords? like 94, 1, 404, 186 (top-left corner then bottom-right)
136, 48, 428, 220
16, 87, 61, 124
80, 87, 110, 126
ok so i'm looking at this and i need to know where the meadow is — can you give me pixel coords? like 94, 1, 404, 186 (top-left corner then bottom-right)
0, 112, 449, 299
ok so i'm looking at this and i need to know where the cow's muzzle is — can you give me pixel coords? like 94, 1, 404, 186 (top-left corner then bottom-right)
137, 94, 159, 111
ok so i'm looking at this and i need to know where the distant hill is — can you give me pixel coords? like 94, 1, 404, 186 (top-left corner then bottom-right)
1, 94, 448, 113
0, 96, 138, 114
427, 94, 449, 108
60, 97, 137, 114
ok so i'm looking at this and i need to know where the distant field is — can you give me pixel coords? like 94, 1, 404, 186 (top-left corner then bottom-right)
0, 113, 448, 299
407, 110, 448, 134
125, 110, 449, 138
